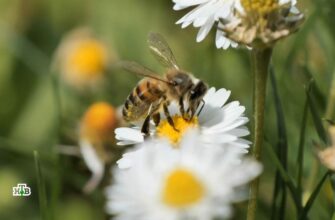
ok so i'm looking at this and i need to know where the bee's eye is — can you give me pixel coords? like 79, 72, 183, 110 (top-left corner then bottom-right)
171, 78, 182, 86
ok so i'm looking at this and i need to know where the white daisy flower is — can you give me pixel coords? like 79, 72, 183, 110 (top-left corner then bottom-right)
173, 0, 303, 49
223, 0, 303, 47
79, 102, 118, 193
173, 0, 238, 49
105, 132, 262, 220
79, 139, 105, 193
115, 87, 250, 153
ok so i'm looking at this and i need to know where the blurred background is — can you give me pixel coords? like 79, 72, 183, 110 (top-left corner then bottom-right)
0, 0, 334, 219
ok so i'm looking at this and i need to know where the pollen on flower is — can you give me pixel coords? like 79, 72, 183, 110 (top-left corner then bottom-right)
81, 102, 117, 141
241, 0, 278, 14
162, 168, 205, 208
156, 115, 198, 145
68, 39, 107, 78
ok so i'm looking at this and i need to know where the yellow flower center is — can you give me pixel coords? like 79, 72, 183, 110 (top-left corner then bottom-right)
156, 116, 198, 145
240, 0, 281, 33
241, 0, 279, 14
81, 102, 117, 141
69, 39, 107, 77
162, 169, 205, 208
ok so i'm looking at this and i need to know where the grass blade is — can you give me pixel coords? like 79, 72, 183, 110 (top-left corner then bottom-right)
270, 66, 288, 220
34, 150, 50, 220
306, 80, 329, 144
271, 174, 281, 220
264, 141, 301, 210
299, 171, 330, 220
303, 65, 327, 110
50, 74, 62, 220
296, 97, 309, 212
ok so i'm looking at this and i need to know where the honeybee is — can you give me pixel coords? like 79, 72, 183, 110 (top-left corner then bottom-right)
121, 33, 208, 135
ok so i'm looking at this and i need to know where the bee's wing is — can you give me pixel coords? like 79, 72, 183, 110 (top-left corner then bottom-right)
147, 32, 179, 70
119, 61, 173, 84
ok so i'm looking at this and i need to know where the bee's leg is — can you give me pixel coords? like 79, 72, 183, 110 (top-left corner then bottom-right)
163, 103, 179, 132
141, 114, 151, 137
153, 113, 161, 126
196, 99, 206, 116
179, 97, 186, 119
185, 105, 193, 121
189, 110, 195, 121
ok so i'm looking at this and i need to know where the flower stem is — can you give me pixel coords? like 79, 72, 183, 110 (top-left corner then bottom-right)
247, 48, 272, 220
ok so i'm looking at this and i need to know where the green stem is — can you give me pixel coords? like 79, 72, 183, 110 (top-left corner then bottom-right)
247, 48, 272, 220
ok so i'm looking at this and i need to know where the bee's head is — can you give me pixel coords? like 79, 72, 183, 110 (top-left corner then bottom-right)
167, 70, 193, 96
188, 81, 207, 102
185, 80, 208, 119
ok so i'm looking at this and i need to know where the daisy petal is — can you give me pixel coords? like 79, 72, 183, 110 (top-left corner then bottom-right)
196, 18, 215, 42
115, 127, 144, 143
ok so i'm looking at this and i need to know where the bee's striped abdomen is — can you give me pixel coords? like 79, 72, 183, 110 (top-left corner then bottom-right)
122, 79, 164, 122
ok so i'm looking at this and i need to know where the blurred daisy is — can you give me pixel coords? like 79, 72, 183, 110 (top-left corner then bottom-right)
173, 0, 238, 49
116, 87, 250, 151
106, 132, 262, 220
79, 102, 118, 193
54, 27, 115, 88
222, 0, 304, 48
